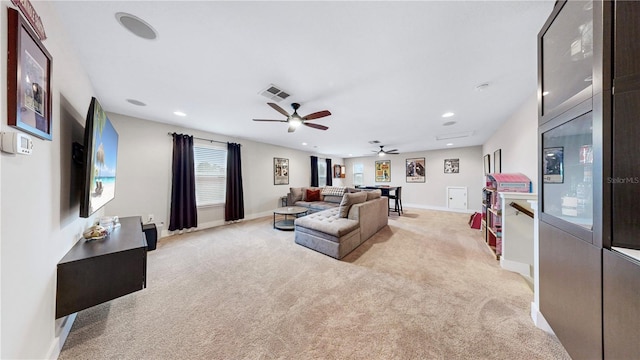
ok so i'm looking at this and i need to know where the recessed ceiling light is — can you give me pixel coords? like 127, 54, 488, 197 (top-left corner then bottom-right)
475, 83, 490, 91
442, 112, 455, 118
348, 154, 353, 157
542, 91, 549, 96
174, 111, 186, 117
446, 143, 454, 146
443, 121, 456, 126
302, 142, 307, 146
126, 98, 146, 106
116, 12, 158, 40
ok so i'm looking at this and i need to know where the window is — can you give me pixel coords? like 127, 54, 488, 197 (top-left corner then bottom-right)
318, 160, 327, 187
193, 144, 227, 206
353, 163, 364, 186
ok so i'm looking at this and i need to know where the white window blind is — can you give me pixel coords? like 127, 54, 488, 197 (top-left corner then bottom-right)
353, 163, 364, 186
318, 160, 327, 187
193, 144, 227, 206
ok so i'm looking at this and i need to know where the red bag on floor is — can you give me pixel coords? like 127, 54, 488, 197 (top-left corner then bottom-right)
469, 212, 482, 229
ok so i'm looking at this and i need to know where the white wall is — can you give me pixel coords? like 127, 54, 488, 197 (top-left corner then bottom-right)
0, 2, 101, 358
482, 94, 539, 191
344, 146, 483, 211
104, 113, 345, 235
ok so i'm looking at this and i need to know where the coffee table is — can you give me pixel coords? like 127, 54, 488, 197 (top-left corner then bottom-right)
273, 206, 308, 231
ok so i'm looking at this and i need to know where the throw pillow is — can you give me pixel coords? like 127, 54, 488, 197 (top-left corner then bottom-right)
290, 187, 303, 203
306, 189, 321, 202
339, 191, 368, 218
321, 186, 346, 197
366, 189, 382, 201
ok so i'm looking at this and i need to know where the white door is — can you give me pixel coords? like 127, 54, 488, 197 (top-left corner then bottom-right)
447, 186, 467, 210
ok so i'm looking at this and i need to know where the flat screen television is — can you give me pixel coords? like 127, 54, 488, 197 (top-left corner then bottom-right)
79, 97, 119, 218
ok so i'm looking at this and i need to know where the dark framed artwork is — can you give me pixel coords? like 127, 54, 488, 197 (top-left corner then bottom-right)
375, 160, 391, 182
406, 157, 425, 182
274, 157, 289, 185
493, 149, 502, 173
7, 8, 53, 140
444, 158, 459, 174
483, 154, 491, 175
543, 147, 564, 183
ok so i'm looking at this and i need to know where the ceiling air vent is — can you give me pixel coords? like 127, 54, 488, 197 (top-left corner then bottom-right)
259, 84, 291, 102
435, 131, 474, 141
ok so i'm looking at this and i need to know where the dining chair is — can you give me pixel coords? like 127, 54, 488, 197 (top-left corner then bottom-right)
388, 186, 403, 215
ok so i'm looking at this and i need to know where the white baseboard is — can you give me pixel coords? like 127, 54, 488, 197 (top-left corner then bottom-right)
160, 211, 273, 238
531, 302, 555, 336
402, 203, 477, 214
500, 257, 532, 279
47, 313, 77, 359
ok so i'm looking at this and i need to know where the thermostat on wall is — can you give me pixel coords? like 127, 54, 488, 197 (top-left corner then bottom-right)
1, 132, 33, 155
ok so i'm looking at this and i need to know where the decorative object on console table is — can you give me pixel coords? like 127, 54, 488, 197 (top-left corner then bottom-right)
273, 157, 289, 185
482, 173, 532, 260
406, 157, 425, 182
375, 160, 391, 182
493, 149, 502, 173
7, 8, 53, 140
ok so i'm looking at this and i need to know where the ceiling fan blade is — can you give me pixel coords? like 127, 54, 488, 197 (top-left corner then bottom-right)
253, 119, 287, 122
268, 103, 290, 117
386, 149, 398, 153
304, 122, 328, 130
302, 110, 331, 120
288, 125, 297, 133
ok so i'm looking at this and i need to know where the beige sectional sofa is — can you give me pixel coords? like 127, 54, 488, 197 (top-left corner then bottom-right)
290, 187, 389, 259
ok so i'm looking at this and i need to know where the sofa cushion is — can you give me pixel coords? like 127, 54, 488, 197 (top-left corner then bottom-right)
366, 189, 382, 201
323, 195, 343, 204
295, 208, 359, 238
339, 191, 368, 218
321, 186, 346, 197
306, 189, 321, 202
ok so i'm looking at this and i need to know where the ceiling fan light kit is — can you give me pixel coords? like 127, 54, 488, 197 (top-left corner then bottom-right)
253, 102, 331, 133
374, 145, 399, 156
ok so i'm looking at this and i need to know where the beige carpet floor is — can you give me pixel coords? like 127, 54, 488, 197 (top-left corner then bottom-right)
59, 208, 570, 359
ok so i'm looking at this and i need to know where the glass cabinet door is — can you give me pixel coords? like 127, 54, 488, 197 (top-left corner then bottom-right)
541, 1, 593, 115
542, 111, 593, 230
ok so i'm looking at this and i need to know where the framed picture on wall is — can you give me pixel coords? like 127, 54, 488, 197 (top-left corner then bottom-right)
494, 149, 502, 173
406, 158, 425, 182
444, 158, 459, 174
274, 157, 289, 185
7, 8, 53, 140
543, 147, 563, 183
375, 160, 391, 182
483, 154, 491, 175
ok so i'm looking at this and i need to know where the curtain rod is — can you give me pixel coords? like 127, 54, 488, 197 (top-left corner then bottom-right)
167, 132, 240, 146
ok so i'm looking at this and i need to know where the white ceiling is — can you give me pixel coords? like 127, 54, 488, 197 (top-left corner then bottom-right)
51, 1, 554, 158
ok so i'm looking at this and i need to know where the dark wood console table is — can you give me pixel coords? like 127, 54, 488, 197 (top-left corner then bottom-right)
56, 216, 147, 318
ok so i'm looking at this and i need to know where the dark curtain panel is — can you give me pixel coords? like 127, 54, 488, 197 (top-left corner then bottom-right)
169, 133, 198, 231
225, 142, 245, 221
310, 156, 319, 187
326, 158, 333, 186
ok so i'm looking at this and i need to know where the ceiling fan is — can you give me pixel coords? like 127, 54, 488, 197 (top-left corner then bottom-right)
374, 145, 399, 156
253, 102, 331, 133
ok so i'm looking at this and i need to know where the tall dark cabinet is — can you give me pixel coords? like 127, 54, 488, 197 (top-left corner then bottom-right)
538, 1, 640, 359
